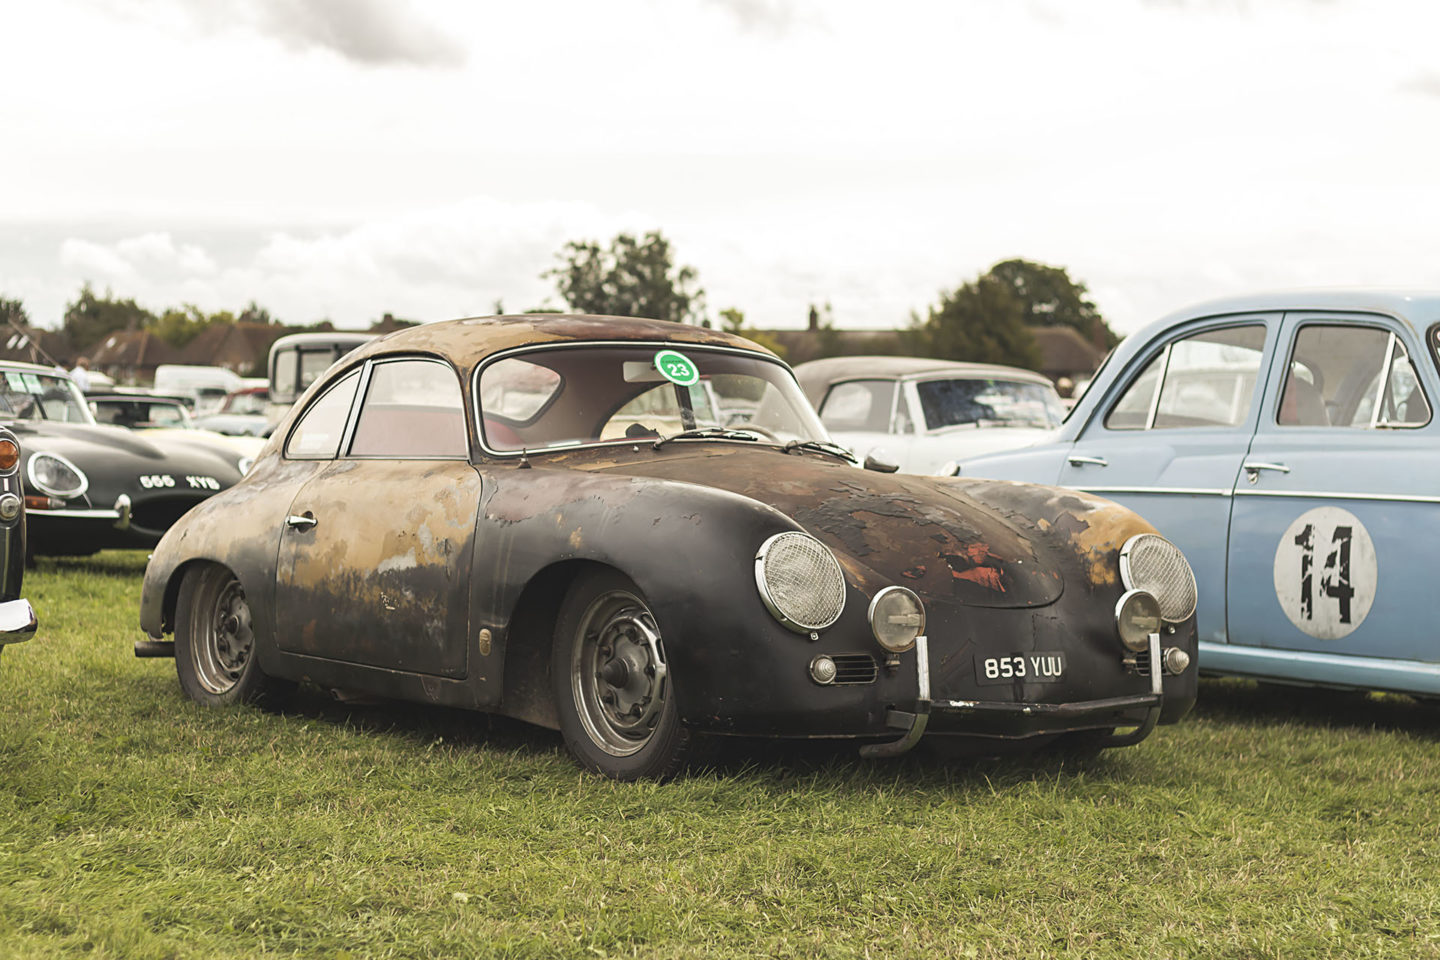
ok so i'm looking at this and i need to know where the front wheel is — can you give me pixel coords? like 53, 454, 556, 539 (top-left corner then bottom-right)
552, 569, 691, 780
175, 564, 280, 707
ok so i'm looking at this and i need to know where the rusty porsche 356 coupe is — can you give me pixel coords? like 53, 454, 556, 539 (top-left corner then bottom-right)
138, 315, 1199, 779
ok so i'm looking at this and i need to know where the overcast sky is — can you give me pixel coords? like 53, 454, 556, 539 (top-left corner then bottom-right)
4, 0, 1439, 337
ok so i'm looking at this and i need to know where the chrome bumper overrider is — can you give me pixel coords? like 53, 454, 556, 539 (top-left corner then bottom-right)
859, 632, 1165, 759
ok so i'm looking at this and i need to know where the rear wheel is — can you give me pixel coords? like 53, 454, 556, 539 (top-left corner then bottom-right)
175, 564, 279, 707
552, 569, 691, 780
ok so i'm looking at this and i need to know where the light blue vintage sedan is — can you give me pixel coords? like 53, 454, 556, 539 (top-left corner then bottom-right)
953, 291, 1440, 696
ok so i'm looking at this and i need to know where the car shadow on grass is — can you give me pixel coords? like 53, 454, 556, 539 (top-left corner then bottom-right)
1192, 676, 1440, 739
31, 549, 150, 579
259, 683, 1137, 790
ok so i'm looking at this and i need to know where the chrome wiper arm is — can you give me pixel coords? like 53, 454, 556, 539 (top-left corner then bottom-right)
652, 427, 762, 450
783, 439, 858, 464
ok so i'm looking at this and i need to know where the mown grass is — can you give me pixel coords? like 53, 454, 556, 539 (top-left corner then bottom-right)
1, 551, 1438, 959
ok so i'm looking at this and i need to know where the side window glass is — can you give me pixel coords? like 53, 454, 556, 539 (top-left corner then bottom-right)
1286, 325, 1431, 429
1105, 325, 1266, 430
287, 369, 360, 459
819, 380, 896, 432
349, 360, 467, 458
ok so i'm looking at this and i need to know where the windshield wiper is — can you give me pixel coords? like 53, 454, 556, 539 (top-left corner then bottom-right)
652, 427, 764, 450
783, 439, 858, 464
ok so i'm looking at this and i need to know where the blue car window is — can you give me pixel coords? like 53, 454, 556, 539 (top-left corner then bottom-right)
1105, 324, 1265, 430
1281, 325, 1431, 428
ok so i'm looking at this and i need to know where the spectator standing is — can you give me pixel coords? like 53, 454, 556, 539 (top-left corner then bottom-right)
69, 357, 91, 392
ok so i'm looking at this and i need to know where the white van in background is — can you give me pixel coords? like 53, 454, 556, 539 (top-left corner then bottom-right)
153, 364, 244, 416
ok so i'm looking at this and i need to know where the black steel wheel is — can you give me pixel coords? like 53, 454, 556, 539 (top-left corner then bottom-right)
175, 564, 278, 707
552, 569, 691, 780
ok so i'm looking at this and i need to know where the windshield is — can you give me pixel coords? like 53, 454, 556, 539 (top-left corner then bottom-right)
0, 370, 93, 423
915, 377, 1065, 431
222, 391, 268, 415
477, 344, 827, 452
92, 398, 193, 428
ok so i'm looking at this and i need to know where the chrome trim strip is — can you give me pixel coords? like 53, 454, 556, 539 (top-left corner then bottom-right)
28, 507, 121, 519
1197, 640, 1440, 695
1077, 486, 1233, 497
1233, 489, 1440, 504
1143, 341, 1173, 430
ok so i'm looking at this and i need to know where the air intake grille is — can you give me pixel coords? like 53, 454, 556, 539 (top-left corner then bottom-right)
830, 654, 878, 685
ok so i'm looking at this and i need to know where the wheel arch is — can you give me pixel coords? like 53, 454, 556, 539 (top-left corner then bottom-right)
498, 557, 631, 730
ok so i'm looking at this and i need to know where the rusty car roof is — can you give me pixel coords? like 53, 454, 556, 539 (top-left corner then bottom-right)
352, 315, 775, 366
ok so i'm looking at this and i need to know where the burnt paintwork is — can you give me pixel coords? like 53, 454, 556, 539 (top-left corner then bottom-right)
139, 315, 1197, 749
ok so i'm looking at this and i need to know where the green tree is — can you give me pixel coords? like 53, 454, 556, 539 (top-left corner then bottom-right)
908, 275, 1041, 369
149, 305, 229, 349
545, 230, 706, 324
985, 258, 1117, 348
237, 301, 279, 325
63, 284, 156, 351
0, 296, 29, 329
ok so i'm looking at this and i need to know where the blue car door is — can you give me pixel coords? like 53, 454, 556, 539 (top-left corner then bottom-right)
1055, 315, 1279, 646
1224, 312, 1440, 679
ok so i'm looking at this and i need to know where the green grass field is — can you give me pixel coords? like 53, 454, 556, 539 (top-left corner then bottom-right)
2, 552, 1437, 959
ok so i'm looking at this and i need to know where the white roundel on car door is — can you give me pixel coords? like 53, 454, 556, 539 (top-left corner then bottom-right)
1272, 506, 1377, 640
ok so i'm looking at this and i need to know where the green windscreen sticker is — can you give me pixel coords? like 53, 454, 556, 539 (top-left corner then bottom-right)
654, 350, 699, 386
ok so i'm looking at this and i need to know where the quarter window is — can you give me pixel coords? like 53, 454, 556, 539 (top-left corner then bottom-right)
1105, 325, 1266, 430
819, 380, 897, 433
287, 369, 361, 459
349, 359, 468, 458
1280, 325, 1430, 428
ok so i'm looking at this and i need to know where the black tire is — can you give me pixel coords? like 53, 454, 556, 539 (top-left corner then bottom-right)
175, 564, 279, 707
552, 568, 691, 781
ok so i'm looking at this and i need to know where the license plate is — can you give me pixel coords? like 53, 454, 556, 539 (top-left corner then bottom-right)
975, 652, 1066, 684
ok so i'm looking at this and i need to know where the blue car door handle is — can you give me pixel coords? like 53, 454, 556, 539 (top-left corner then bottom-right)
285, 513, 317, 531
1067, 455, 1109, 467
1242, 461, 1290, 475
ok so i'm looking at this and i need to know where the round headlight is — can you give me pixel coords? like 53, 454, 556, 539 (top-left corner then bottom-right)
754, 532, 846, 633
27, 452, 88, 500
868, 586, 925, 653
1119, 533, 1197, 623
1116, 589, 1162, 652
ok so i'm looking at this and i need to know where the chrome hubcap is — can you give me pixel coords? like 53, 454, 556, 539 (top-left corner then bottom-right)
194, 574, 254, 695
571, 591, 668, 756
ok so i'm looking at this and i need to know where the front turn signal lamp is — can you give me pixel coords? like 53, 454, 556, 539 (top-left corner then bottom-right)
0, 438, 18, 473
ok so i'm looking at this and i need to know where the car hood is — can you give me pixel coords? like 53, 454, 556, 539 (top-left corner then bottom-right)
6, 420, 241, 471
581, 445, 1066, 609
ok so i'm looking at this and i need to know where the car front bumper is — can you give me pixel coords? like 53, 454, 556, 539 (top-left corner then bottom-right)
859, 632, 1166, 758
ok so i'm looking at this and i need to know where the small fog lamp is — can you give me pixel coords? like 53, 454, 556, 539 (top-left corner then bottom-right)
0, 493, 19, 522
1115, 589, 1162, 652
809, 655, 838, 685
869, 586, 925, 653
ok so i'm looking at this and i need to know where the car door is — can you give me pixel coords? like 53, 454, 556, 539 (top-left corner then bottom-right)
1054, 316, 1280, 646
1225, 313, 1440, 664
274, 356, 481, 678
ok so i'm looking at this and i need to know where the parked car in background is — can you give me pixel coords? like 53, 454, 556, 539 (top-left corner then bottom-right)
793, 357, 1067, 475
0, 362, 246, 555
194, 384, 270, 437
0, 426, 37, 665
140, 314, 1198, 780
954, 291, 1440, 697
266, 332, 373, 426
88, 392, 196, 430
153, 365, 245, 417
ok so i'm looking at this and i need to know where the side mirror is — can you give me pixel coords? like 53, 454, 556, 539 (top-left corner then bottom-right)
863, 449, 900, 473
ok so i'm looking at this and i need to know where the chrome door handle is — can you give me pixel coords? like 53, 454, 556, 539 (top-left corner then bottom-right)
1242, 462, 1290, 485
285, 513, 317, 530
1067, 455, 1108, 467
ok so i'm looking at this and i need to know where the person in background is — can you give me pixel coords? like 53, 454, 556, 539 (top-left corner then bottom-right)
69, 357, 91, 392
